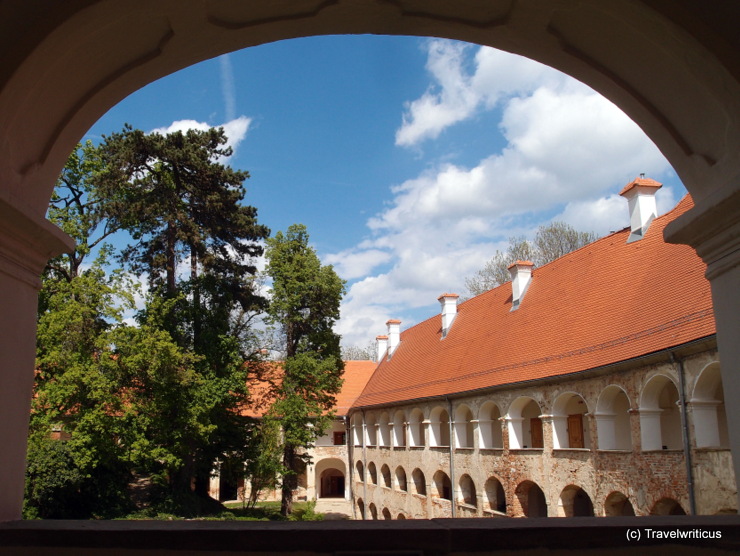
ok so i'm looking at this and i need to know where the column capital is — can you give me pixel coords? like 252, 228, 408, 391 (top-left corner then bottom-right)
0, 195, 73, 288
664, 183, 740, 280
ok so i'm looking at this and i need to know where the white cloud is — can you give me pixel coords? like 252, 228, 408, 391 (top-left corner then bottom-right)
324, 248, 392, 280
149, 115, 252, 159
333, 40, 680, 349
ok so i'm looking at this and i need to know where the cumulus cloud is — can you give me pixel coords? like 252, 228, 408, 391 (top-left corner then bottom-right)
333, 40, 678, 348
149, 115, 252, 159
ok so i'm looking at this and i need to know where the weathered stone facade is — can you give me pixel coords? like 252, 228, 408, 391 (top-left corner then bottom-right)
349, 341, 736, 519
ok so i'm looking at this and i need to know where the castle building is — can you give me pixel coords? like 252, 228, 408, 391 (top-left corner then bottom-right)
343, 179, 736, 519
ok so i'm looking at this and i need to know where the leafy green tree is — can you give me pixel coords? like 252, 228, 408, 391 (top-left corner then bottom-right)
465, 222, 597, 296
264, 224, 346, 516
93, 124, 269, 506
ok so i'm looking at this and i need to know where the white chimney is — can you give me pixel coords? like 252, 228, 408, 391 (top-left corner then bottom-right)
376, 335, 388, 362
507, 260, 534, 311
438, 293, 459, 338
619, 175, 662, 243
386, 319, 401, 357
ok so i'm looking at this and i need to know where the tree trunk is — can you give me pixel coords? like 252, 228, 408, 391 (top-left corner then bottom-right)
280, 444, 296, 516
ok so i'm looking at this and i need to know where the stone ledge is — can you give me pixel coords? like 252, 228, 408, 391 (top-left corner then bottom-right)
0, 516, 738, 555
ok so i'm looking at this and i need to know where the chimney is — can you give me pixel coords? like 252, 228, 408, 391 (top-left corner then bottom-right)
386, 319, 401, 357
438, 293, 459, 338
507, 260, 534, 311
619, 175, 662, 243
376, 335, 388, 362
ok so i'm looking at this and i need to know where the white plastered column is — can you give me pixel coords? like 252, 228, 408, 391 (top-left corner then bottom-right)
665, 184, 740, 506
0, 197, 72, 520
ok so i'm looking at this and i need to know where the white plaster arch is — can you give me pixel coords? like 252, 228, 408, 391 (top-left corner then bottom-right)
691, 361, 729, 448
351, 412, 363, 447
378, 411, 391, 448
408, 408, 425, 448
2, 1, 740, 519
392, 409, 406, 448
506, 396, 544, 450
365, 412, 377, 447
429, 406, 450, 448
595, 385, 633, 451
454, 404, 475, 449
640, 374, 682, 451
315, 457, 346, 500
551, 392, 591, 449
478, 401, 503, 449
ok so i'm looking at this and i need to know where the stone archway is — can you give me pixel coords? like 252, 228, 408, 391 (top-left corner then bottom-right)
315, 458, 347, 500
1, 1, 740, 520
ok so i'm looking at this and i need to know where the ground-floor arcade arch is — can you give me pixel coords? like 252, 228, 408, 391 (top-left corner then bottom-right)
315, 458, 347, 500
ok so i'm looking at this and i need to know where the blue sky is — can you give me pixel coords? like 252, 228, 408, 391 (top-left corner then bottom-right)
84, 35, 684, 349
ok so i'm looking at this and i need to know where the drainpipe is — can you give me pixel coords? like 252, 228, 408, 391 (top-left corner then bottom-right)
673, 352, 696, 515
447, 397, 456, 518
361, 409, 368, 520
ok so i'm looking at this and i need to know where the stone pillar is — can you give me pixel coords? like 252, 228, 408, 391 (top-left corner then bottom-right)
665, 186, 740, 506
0, 197, 72, 520
550, 415, 567, 449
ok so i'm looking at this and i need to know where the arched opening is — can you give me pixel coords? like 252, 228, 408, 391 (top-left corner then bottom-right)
485, 477, 507, 514
604, 491, 636, 516
352, 413, 363, 447
2, 1, 740, 525
315, 458, 346, 499
365, 413, 377, 447
596, 385, 633, 451
355, 461, 364, 483
507, 397, 544, 449
392, 410, 406, 448
409, 409, 425, 448
319, 468, 345, 499
397, 513, 406, 520
382, 507, 392, 520
429, 406, 450, 447
691, 362, 729, 448
368, 503, 378, 520
515, 481, 548, 518
558, 485, 594, 517
411, 468, 427, 496
378, 412, 391, 448
454, 405, 475, 449
356, 498, 365, 520
458, 474, 477, 507
432, 470, 452, 501
367, 462, 378, 485
380, 464, 392, 488
552, 393, 590, 449
650, 497, 687, 516
395, 466, 408, 492
479, 402, 503, 449
640, 375, 682, 451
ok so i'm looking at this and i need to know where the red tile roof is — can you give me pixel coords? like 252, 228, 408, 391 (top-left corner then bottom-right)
243, 360, 377, 418
353, 196, 714, 408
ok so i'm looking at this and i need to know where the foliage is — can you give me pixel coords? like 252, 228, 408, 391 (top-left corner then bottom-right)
340, 341, 376, 361
465, 222, 597, 296
27, 125, 269, 518
264, 224, 346, 516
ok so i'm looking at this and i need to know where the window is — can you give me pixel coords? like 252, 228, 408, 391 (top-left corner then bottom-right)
333, 431, 346, 446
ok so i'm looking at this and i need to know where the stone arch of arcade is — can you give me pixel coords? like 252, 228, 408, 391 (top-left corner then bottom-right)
1, 1, 740, 520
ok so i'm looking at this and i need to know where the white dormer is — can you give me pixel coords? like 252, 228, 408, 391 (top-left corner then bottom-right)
438, 293, 459, 338
619, 175, 662, 243
507, 260, 534, 311
386, 319, 401, 357
376, 335, 388, 362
